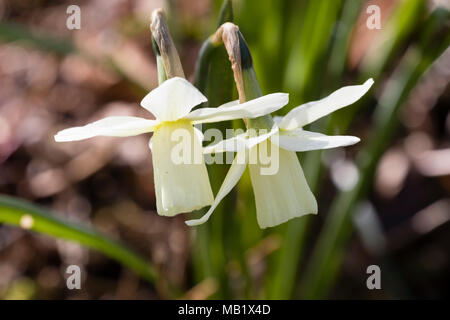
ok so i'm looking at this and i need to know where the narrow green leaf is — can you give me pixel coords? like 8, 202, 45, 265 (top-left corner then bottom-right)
191, 0, 240, 299
217, 0, 233, 28
194, 0, 233, 93
0, 195, 157, 283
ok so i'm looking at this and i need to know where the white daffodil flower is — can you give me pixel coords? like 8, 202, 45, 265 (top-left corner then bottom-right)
186, 79, 374, 228
55, 77, 289, 217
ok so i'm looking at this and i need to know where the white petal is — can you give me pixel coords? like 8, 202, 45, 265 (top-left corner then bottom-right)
248, 141, 317, 229
203, 132, 249, 154
246, 126, 279, 149
185, 93, 289, 124
140, 77, 207, 121
54, 116, 159, 142
273, 129, 360, 152
279, 79, 374, 130
185, 151, 248, 226
151, 121, 213, 216
203, 126, 279, 154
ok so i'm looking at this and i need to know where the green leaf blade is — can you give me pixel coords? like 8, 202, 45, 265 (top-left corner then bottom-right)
0, 195, 157, 283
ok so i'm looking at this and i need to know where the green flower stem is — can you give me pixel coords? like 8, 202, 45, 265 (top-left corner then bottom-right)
238, 32, 274, 131
0, 195, 157, 283
299, 8, 450, 299
194, 38, 218, 93
242, 68, 273, 130
195, 20, 275, 298
191, 0, 246, 299
231, 29, 276, 298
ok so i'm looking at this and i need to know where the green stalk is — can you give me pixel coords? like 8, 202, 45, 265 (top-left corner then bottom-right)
240, 32, 273, 130
194, 38, 217, 93
194, 23, 276, 298
299, 8, 450, 299
190, 0, 238, 299
0, 195, 157, 283
236, 30, 277, 299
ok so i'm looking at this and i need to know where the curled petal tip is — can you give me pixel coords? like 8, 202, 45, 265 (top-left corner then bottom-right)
185, 219, 201, 227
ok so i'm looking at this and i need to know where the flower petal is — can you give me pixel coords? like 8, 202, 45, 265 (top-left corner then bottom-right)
54, 116, 159, 142
140, 77, 207, 121
151, 121, 213, 216
246, 126, 279, 149
248, 141, 317, 229
185, 93, 289, 124
273, 129, 360, 152
203, 132, 248, 154
185, 151, 248, 226
203, 126, 279, 154
279, 79, 374, 130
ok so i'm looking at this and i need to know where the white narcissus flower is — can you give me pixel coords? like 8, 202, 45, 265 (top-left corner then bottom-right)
186, 79, 374, 229
55, 77, 289, 217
